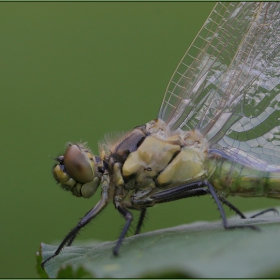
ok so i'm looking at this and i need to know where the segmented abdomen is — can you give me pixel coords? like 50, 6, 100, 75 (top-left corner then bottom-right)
209, 157, 280, 199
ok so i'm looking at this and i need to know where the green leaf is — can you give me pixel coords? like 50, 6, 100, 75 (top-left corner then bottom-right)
39, 208, 280, 278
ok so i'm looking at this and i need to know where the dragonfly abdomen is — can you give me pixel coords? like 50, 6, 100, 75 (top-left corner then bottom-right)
209, 157, 280, 198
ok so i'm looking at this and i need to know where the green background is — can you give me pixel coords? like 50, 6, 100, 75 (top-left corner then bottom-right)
1, 2, 279, 277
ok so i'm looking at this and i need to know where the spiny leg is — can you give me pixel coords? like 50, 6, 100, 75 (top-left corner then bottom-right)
150, 183, 245, 217
219, 197, 278, 219
66, 233, 77, 247
219, 196, 246, 218
151, 182, 208, 203
204, 181, 258, 230
66, 226, 80, 246
42, 225, 81, 268
150, 183, 247, 218
113, 203, 133, 256
150, 180, 258, 230
166, 188, 276, 220
135, 208, 147, 235
121, 201, 147, 235
41, 198, 107, 268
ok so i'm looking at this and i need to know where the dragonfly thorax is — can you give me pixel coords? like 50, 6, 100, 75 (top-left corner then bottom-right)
122, 122, 208, 191
102, 119, 210, 197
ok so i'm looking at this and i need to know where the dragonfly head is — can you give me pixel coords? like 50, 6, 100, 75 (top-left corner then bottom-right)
52, 143, 103, 198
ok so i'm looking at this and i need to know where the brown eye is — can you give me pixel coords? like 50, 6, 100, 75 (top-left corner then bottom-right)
64, 144, 94, 183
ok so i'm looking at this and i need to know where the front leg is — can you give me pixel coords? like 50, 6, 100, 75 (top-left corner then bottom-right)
41, 198, 108, 268
41, 177, 111, 268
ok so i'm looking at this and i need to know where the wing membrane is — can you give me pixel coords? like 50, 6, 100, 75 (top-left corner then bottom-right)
159, 2, 280, 171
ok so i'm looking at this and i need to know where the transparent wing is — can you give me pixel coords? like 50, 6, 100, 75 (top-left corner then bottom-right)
159, 2, 280, 172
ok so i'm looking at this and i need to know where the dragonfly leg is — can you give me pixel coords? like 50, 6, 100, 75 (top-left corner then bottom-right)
219, 197, 278, 219
134, 208, 147, 235
113, 203, 133, 256
41, 198, 108, 269
121, 201, 147, 235
204, 181, 259, 230
249, 208, 279, 218
219, 197, 246, 218
150, 181, 208, 203
148, 180, 258, 230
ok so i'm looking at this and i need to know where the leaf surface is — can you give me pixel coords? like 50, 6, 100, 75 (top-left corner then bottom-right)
39, 209, 280, 278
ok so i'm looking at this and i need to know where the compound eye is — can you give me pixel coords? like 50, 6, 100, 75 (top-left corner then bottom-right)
63, 144, 94, 184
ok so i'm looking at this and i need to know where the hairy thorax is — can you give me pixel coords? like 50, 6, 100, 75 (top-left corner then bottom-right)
99, 119, 210, 202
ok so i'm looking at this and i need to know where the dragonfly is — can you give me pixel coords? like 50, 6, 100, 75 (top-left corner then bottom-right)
42, 2, 280, 267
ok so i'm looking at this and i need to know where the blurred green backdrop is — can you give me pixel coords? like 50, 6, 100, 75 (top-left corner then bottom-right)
1, 2, 279, 278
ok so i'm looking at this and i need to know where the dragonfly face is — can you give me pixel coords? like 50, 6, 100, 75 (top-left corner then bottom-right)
42, 2, 280, 268
53, 143, 103, 198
